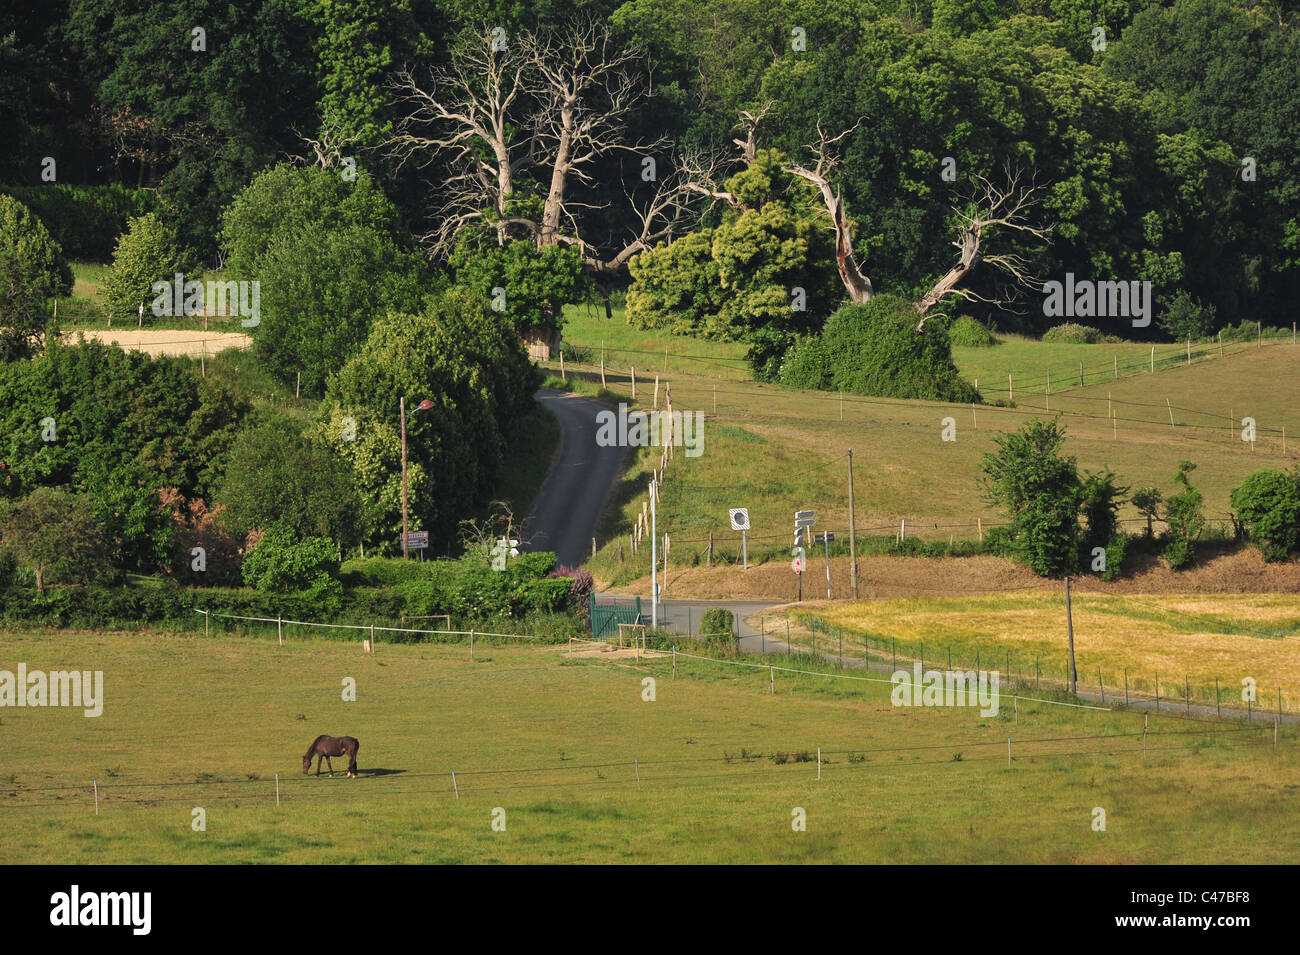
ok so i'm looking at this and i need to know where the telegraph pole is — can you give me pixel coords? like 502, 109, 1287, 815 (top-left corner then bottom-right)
650, 477, 658, 628
847, 450, 858, 598
400, 396, 409, 560
1065, 575, 1077, 693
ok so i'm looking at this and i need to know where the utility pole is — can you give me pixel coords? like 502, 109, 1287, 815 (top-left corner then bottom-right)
650, 477, 658, 628
847, 450, 858, 599
1065, 575, 1077, 693
400, 395, 409, 560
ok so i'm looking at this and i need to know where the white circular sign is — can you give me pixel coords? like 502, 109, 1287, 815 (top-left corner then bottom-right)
791, 557, 803, 573
729, 507, 750, 531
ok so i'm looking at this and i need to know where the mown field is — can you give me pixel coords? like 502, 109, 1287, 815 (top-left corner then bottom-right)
2, 629, 1297, 863
794, 591, 1300, 713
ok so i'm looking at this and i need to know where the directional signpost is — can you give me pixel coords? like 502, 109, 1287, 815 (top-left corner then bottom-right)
815, 531, 835, 599
793, 510, 815, 602
399, 530, 429, 560
729, 507, 750, 570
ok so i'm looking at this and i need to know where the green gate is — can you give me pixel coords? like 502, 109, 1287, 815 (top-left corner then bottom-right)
590, 595, 643, 639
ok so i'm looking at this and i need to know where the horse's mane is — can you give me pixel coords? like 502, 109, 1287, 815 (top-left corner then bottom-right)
303, 734, 326, 760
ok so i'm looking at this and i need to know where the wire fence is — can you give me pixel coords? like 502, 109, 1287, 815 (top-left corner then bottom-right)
775, 611, 1299, 719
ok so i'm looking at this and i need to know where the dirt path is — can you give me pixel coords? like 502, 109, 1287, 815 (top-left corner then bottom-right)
66, 328, 252, 358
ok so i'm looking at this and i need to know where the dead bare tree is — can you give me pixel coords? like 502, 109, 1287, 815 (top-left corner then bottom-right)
783, 120, 876, 304
386, 21, 720, 275
912, 167, 1050, 329
291, 111, 367, 170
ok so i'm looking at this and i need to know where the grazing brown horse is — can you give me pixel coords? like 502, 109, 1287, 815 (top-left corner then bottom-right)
302, 735, 360, 778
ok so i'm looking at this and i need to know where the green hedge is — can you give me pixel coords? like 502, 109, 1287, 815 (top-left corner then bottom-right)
1, 184, 159, 261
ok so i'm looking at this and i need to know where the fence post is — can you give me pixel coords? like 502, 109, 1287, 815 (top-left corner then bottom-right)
631, 366, 636, 399
470, 630, 475, 661
1098, 667, 1104, 704
770, 666, 775, 694
817, 747, 822, 780
275, 773, 280, 808
1124, 668, 1129, 706
277, 616, 283, 646
672, 647, 676, 677
203, 609, 209, 638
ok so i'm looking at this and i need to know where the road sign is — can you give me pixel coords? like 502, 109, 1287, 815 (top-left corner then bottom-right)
815, 532, 835, 544
795, 517, 816, 528
729, 508, 750, 531
791, 557, 803, 573
795, 510, 815, 520
400, 530, 429, 550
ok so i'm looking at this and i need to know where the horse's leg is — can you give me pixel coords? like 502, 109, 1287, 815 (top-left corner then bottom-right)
315, 754, 323, 776
326, 756, 334, 776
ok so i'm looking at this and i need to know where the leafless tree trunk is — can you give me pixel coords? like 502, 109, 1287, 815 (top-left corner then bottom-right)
912, 168, 1049, 329
386, 21, 720, 272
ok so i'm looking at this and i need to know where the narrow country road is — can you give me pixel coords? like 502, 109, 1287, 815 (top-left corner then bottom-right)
525, 388, 625, 568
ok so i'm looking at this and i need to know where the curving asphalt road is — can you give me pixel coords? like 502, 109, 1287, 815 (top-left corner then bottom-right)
525, 388, 626, 568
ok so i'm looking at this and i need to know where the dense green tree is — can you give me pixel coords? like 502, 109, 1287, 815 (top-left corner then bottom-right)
218, 413, 363, 549
451, 234, 586, 339
0, 487, 111, 592
0, 194, 72, 359
981, 418, 1084, 577
253, 221, 427, 396
241, 523, 342, 610
312, 288, 539, 548
219, 164, 408, 279
101, 213, 188, 323
1230, 469, 1300, 562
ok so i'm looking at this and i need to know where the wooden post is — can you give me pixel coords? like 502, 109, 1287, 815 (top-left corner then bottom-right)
664, 344, 668, 372
275, 773, 280, 807
770, 666, 775, 694
592, 537, 596, 559
203, 609, 209, 638
1008, 373, 1013, 402
971, 403, 977, 430
631, 366, 636, 399
295, 370, 300, 398
1064, 577, 1076, 693
560, 350, 565, 381
848, 449, 858, 599
1166, 399, 1175, 428
1114, 354, 1118, 378
600, 357, 606, 388
1258, 321, 1262, 347
1079, 361, 1084, 387
653, 376, 659, 409
277, 616, 283, 646
707, 530, 713, 566
94, 779, 99, 815
1219, 330, 1224, 358
977, 518, 983, 542
469, 630, 474, 661
817, 747, 822, 780
1150, 346, 1154, 372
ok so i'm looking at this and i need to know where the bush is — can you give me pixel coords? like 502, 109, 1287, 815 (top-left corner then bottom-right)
0, 487, 111, 592
1, 184, 158, 261
699, 607, 738, 650
1042, 323, 1104, 344
781, 295, 980, 402
1159, 290, 1215, 341
948, 315, 997, 347
1230, 469, 1300, 562
1163, 461, 1205, 570
241, 525, 341, 594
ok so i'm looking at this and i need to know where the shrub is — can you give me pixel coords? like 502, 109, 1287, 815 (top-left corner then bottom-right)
549, 565, 595, 620
241, 524, 341, 594
699, 607, 738, 650
1230, 469, 1300, 562
1163, 461, 1205, 570
948, 315, 997, 347
1, 184, 158, 261
781, 295, 980, 402
1042, 323, 1103, 344
1159, 290, 1216, 341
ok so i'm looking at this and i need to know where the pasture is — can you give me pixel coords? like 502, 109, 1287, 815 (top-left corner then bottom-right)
2, 629, 1297, 863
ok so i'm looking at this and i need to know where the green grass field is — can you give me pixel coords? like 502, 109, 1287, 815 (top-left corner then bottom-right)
3, 629, 1297, 863
570, 333, 1298, 585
